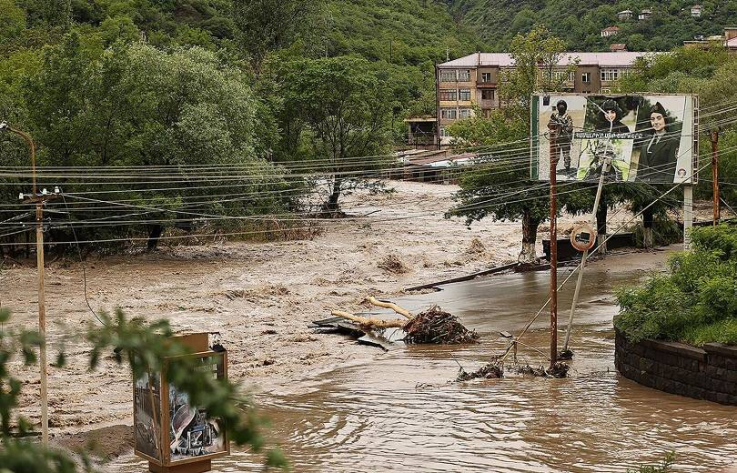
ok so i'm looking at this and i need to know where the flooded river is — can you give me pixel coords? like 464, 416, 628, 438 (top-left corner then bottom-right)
112, 252, 737, 472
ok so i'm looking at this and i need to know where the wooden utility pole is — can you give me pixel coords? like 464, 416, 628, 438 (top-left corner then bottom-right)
1, 122, 51, 445
548, 122, 559, 368
711, 129, 720, 226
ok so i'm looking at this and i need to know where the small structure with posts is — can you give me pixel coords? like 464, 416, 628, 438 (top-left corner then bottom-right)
134, 333, 229, 473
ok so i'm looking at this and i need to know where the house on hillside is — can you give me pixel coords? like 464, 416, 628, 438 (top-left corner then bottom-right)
691, 5, 703, 17
618, 9, 633, 20
610, 43, 627, 52
601, 26, 620, 38
638, 9, 652, 20
684, 27, 737, 53
434, 51, 650, 146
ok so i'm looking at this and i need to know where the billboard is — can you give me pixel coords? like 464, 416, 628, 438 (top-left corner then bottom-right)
531, 94, 698, 184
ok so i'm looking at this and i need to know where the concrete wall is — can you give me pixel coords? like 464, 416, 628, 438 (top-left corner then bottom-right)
615, 330, 737, 405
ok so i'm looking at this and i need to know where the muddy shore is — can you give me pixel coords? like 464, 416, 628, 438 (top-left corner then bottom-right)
2, 180, 672, 463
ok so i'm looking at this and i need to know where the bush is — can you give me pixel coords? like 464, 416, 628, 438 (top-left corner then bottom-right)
615, 223, 737, 346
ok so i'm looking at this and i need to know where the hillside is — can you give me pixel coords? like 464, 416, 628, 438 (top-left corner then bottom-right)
450, 0, 737, 51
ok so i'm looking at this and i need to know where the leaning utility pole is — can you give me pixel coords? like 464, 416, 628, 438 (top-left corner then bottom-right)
711, 129, 720, 226
1, 121, 53, 445
548, 121, 559, 369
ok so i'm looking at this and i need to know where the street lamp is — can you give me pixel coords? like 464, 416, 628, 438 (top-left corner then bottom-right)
0, 120, 49, 445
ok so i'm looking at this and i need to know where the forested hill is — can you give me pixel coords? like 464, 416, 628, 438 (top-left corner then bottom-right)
1, 0, 482, 66
450, 0, 737, 51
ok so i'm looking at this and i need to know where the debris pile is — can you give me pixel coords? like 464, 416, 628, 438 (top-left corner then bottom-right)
456, 362, 503, 381
330, 298, 478, 345
403, 305, 480, 344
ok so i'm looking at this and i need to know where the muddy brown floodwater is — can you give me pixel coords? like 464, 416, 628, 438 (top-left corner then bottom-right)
109, 250, 737, 473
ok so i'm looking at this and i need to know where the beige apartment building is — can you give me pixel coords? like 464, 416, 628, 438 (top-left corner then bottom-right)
426, 51, 650, 146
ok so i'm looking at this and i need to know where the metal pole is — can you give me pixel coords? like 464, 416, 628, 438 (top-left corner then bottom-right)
711, 130, 719, 226
684, 185, 693, 250
36, 201, 48, 445
548, 122, 559, 367
563, 158, 610, 353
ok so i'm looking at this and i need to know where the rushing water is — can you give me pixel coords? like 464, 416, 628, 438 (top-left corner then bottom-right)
112, 258, 737, 472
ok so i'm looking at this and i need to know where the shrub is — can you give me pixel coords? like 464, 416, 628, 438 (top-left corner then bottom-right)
615, 223, 737, 346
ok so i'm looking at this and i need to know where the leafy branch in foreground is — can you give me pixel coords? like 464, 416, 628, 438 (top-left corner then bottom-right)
0, 307, 287, 471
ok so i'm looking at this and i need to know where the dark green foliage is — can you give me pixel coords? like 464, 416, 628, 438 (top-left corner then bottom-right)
451, 0, 737, 51
615, 223, 737, 345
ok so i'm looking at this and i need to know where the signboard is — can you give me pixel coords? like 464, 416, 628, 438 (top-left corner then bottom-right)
531, 94, 698, 184
134, 334, 229, 472
570, 224, 596, 252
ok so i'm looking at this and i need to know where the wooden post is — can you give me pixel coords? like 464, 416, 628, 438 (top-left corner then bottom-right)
548, 122, 559, 367
711, 129, 719, 226
35, 201, 48, 445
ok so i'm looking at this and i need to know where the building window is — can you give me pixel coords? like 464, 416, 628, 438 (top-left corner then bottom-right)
601, 69, 619, 82
439, 89, 457, 101
458, 70, 471, 82
439, 127, 447, 138
439, 70, 456, 82
459, 109, 473, 119
481, 72, 492, 83
552, 70, 574, 82
581, 72, 591, 83
440, 108, 457, 120
481, 89, 495, 100
459, 89, 471, 101
601, 88, 611, 94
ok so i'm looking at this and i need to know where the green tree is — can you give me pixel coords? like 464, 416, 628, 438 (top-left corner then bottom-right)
232, 0, 321, 73
0, 0, 26, 42
278, 56, 392, 214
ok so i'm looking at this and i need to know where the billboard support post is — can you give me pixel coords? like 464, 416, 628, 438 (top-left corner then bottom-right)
684, 185, 693, 250
548, 122, 559, 368
711, 130, 720, 226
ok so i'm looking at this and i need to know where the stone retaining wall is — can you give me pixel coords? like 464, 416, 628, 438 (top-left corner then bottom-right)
615, 330, 737, 405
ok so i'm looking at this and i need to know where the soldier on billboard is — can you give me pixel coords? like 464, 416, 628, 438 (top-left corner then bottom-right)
548, 99, 574, 175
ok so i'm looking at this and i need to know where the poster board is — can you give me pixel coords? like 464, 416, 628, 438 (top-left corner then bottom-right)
531, 93, 698, 184
134, 335, 229, 469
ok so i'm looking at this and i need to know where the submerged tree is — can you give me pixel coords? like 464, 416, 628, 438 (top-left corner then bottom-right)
449, 27, 576, 262
278, 56, 392, 214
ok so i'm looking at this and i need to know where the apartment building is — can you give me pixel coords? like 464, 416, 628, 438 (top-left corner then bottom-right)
434, 51, 649, 146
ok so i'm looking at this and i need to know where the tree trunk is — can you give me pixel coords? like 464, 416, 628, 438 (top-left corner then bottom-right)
642, 207, 654, 249
519, 210, 540, 263
596, 193, 608, 255
325, 178, 342, 216
147, 225, 163, 251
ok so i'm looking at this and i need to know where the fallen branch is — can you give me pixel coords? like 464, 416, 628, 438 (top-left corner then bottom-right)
330, 310, 405, 329
367, 296, 412, 319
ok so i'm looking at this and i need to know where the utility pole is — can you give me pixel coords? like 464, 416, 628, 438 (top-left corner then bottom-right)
711, 129, 720, 226
0, 121, 54, 445
548, 122, 559, 368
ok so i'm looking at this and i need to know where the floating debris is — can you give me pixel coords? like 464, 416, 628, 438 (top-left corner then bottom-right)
456, 362, 503, 381
403, 305, 480, 344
